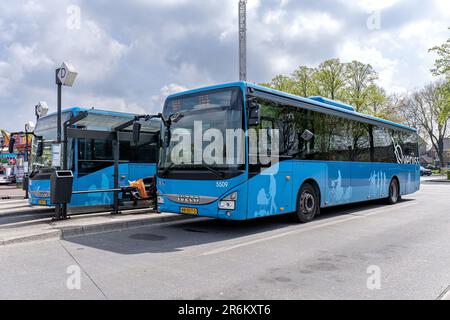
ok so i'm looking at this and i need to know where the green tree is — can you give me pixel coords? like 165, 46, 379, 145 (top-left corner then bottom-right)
315, 59, 347, 100
345, 61, 378, 112
291, 66, 318, 97
430, 27, 450, 78
263, 75, 295, 93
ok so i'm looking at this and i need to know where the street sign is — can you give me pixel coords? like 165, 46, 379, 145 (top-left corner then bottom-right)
52, 144, 62, 167
57, 62, 78, 87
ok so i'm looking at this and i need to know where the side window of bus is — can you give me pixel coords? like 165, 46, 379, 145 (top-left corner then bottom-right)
373, 126, 396, 163
401, 132, 419, 158
77, 139, 114, 176
349, 122, 371, 162
329, 117, 352, 161
248, 99, 292, 173
120, 141, 158, 163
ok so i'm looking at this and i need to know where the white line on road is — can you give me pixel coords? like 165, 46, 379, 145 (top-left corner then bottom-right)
438, 286, 450, 300
0, 199, 28, 206
201, 202, 416, 256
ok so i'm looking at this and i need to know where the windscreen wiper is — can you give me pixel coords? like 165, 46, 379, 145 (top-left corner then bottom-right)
199, 162, 225, 179
161, 163, 176, 177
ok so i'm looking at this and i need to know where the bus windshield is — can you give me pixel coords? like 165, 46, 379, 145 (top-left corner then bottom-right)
31, 112, 72, 171
159, 87, 245, 178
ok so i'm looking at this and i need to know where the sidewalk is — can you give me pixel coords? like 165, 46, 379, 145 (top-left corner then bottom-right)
0, 208, 193, 246
421, 175, 450, 184
0, 185, 25, 200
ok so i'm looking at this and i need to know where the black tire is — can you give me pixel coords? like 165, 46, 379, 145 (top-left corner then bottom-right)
292, 183, 320, 223
386, 178, 400, 205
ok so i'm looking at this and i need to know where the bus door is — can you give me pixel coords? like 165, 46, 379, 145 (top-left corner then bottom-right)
247, 114, 293, 218
74, 138, 118, 207
121, 132, 159, 181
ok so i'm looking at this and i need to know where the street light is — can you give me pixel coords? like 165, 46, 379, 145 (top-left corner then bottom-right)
23, 121, 35, 200
55, 62, 77, 220
55, 62, 77, 165
56, 62, 77, 148
35, 101, 49, 121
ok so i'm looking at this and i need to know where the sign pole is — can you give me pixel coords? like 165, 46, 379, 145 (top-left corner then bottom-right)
55, 68, 63, 219
56, 68, 62, 148
53, 62, 77, 221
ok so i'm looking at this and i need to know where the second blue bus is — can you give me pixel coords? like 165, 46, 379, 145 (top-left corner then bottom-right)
28, 107, 160, 213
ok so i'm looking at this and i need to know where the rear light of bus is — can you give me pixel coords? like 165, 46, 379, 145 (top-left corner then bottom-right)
219, 192, 238, 210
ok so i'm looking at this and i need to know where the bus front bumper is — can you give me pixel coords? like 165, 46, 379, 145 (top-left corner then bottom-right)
158, 197, 247, 221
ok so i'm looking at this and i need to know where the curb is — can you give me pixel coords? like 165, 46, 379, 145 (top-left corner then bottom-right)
0, 213, 194, 246
1, 230, 62, 246
60, 214, 193, 238
421, 180, 450, 184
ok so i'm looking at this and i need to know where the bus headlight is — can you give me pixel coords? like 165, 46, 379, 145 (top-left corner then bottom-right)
157, 196, 164, 204
219, 200, 235, 210
219, 192, 238, 210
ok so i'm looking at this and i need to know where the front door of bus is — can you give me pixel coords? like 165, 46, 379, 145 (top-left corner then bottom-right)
247, 160, 293, 219
246, 111, 294, 219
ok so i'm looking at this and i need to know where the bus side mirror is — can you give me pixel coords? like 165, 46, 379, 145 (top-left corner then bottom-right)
8, 137, 15, 153
163, 128, 171, 149
133, 122, 141, 143
36, 140, 44, 157
248, 100, 261, 126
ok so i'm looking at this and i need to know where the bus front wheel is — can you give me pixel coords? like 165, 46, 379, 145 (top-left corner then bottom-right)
386, 178, 400, 205
292, 183, 320, 223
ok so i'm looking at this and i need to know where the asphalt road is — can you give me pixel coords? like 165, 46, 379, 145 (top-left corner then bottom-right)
0, 180, 449, 300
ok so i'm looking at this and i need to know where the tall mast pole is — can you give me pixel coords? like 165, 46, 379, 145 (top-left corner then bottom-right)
239, 0, 247, 81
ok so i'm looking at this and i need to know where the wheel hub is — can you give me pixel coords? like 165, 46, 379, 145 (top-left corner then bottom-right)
301, 192, 315, 214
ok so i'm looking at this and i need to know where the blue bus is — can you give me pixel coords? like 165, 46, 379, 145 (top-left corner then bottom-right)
28, 107, 160, 213
156, 82, 420, 222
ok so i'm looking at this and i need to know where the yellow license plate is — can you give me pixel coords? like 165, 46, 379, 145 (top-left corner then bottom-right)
180, 207, 198, 215
38, 200, 47, 205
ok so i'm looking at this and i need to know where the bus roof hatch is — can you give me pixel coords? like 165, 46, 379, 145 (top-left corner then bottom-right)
308, 96, 355, 112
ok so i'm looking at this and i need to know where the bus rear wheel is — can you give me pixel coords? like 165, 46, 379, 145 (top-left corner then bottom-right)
292, 183, 320, 223
386, 178, 400, 205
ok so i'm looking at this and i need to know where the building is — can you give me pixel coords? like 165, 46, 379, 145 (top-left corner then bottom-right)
427, 138, 450, 168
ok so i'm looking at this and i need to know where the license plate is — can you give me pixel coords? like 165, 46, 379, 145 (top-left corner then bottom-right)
38, 200, 47, 206
180, 207, 198, 215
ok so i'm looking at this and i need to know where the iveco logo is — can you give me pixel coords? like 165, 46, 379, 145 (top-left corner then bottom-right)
176, 195, 201, 204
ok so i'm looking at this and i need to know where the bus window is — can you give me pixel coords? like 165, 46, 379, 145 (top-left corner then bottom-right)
120, 141, 158, 163
77, 139, 114, 176
373, 126, 395, 163
350, 122, 371, 162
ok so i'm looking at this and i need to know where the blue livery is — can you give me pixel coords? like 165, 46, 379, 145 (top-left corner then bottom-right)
157, 82, 420, 222
28, 107, 159, 211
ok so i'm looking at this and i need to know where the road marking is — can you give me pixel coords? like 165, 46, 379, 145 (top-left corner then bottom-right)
201, 202, 416, 256
0, 199, 28, 206
438, 286, 450, 300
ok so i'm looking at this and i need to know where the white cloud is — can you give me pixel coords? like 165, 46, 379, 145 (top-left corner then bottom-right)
338, 40, 401, 91
337, 0, 401, 12
0, 0, 449, 131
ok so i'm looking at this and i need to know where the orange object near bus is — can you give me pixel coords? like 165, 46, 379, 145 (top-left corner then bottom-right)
129, 179, 149, 199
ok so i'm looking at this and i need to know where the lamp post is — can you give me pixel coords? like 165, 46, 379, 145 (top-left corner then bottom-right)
56, 62, 77, 149
23, 121, 35, 200
55, 62, 77, 220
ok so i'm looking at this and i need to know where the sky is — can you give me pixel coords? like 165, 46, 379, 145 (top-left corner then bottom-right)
0, 0, 449, 131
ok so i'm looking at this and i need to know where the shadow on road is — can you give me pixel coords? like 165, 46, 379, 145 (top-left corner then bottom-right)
65, 198, 416, 255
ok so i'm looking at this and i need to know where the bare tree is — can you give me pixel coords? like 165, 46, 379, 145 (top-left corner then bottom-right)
401, 82, 450, 168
